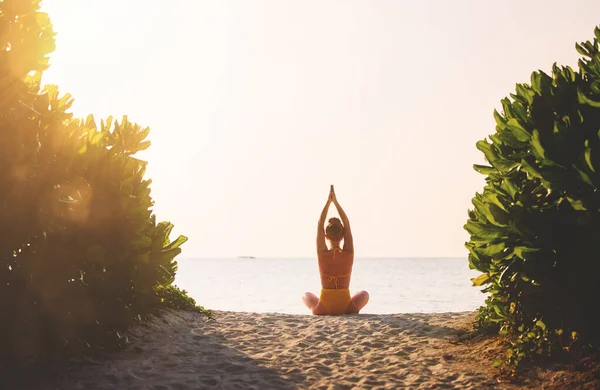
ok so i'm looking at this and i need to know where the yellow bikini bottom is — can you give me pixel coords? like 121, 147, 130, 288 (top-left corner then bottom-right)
319, 288, 352, 315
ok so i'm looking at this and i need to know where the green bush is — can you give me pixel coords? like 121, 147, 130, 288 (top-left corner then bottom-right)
465, 26, 600, 366
156, 285, 212, 316
0, 0, 196, 365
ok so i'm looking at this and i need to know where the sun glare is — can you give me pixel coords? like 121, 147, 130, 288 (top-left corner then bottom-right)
37, 0, 600, 258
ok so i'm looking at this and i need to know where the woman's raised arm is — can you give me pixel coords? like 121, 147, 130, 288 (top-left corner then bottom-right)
316, 193, 332, 253
331, 187, 353, 253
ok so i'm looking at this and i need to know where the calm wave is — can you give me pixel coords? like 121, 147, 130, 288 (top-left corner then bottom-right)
174, 257, 487, 314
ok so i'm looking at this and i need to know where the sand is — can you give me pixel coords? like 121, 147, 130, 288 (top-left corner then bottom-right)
9, 310, 596, 389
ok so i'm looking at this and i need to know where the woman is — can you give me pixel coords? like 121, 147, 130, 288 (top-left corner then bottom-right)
302, 185, 369, 315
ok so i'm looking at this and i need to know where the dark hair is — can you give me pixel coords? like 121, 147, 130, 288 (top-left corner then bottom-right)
325, 217, 344, 242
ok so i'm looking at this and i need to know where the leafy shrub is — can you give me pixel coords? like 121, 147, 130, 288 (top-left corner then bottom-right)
0, 0, 197, 365
156, 285, 212, 316
465, 26, 600, 367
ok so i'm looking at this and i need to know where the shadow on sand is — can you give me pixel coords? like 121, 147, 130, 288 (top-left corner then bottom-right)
3, 310, 304, 390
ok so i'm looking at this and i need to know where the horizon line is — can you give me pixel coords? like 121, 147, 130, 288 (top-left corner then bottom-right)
179, 256, 468, 259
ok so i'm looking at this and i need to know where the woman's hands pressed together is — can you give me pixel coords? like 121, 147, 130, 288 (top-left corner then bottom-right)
329, 185, 338, 205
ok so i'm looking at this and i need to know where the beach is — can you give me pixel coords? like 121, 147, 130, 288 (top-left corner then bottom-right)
174, 257, 485, 315
12, 309, 587, 390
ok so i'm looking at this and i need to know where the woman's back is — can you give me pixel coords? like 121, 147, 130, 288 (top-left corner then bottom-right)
318, 249, 353, 289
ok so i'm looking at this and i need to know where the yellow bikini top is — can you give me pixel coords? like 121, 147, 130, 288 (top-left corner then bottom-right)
332, 247, 343, 257
320, 273, 351, 289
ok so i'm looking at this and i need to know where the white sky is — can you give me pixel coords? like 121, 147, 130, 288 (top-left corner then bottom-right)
40, 0, 600, 258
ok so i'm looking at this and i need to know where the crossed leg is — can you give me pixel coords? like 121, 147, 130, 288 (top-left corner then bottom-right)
302, 292, 319, 311
303, 290, 369, 315
346, 290, 369, 314
302, 292, 327, 315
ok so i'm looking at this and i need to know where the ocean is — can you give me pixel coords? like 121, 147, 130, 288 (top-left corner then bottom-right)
174, 257, 487, 315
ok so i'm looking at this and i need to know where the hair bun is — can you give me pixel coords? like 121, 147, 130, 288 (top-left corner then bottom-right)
328, 217, 342, 225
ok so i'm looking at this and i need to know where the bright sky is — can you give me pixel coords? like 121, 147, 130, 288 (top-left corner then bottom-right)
40, 0, 600, 258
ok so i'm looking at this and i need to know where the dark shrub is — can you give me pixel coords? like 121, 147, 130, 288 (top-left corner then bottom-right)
0, 0, 194, 364
465, 26, 600, 366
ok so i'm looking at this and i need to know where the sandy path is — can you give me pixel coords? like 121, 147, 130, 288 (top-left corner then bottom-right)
13, 310, 523, 389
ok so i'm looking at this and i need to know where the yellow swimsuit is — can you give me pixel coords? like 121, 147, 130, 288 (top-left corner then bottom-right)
317, 247, 352, 315
319, 271, 352, 315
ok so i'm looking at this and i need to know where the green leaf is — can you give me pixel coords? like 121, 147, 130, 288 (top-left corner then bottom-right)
58, 92, 74, 111
531, 130, 545, 159
483, 192, 509, 213
576, 42, 590, 57
577, 89, 600, 107
514, 246, 540, 260
89, 131, 104, 145
137, 140, 151, 152
496, 160, 521, 173
493, 109, 507, 129
473, 164, 496, 175
567, 197, 587, 211
101, 116, 114, 133
157, 247, 183, 260
535, 320, 546, 331
492, 302, 508, 317
500, 179, 519, 200
164, 235, 188, 251
476, 140, 498, 165
472, 273, 490, 286
139, 126, 151, 141
476, 140, 520, 173
465, 220, 507, 240
520, 159, 543, 179
531, 71, 551, 95
564, 66, 577, 82
584, 145, 595, 172
487, 203, 510, 226
511, 101, 528, 123
573, 165, 594, 186
85, 114, 96, 129
515, 83, 534, 105
506, 119, 531, 142
477, 242, 506, 257
497, 128, 526, 148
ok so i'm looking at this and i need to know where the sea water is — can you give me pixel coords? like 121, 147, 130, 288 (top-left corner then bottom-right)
174, 257, 487, 315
